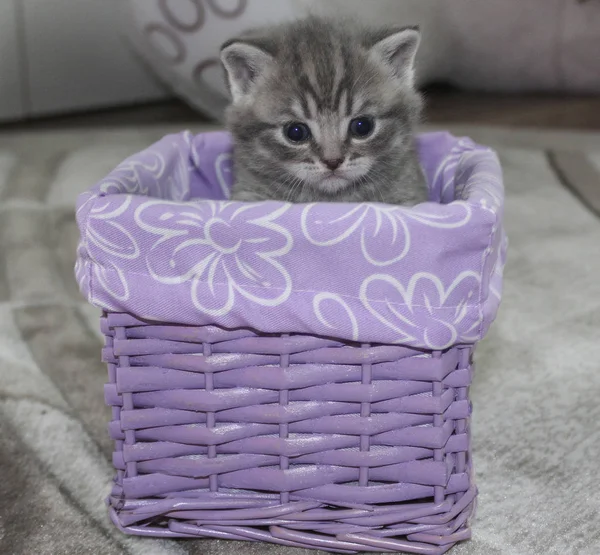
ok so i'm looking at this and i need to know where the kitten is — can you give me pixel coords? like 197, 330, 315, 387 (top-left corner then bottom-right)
220, 16, 428, 205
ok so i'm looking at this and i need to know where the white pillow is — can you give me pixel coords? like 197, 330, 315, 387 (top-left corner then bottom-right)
124, 0, 600, 120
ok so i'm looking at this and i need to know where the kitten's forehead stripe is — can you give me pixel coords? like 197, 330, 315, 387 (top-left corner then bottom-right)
297, 94, 311, 121
285, 26, 370, 122
328, 47, 344, 111
306, 94, 319, 121
337, 89, 349, 119
304, 60, 320, 99
330, 63, 342, 110
289, 101, 306, 122
298, 76, 319, 108
333, 70, 353, 116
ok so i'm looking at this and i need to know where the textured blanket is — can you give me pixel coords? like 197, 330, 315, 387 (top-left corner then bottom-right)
0, 124, 599, 555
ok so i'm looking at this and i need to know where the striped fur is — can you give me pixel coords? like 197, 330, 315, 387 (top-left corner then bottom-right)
221, 17, 428, 205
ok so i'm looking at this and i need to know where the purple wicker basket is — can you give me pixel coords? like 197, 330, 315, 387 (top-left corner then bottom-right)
75, 131, 506, 554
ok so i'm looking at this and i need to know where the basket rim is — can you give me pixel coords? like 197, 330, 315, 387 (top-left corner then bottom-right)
75, 131, 506, 348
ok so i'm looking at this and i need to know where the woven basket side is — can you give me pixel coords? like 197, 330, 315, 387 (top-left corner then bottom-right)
104, 313, 475, 554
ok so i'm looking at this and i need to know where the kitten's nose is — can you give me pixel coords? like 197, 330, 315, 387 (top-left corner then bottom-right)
322, 158, 344, 171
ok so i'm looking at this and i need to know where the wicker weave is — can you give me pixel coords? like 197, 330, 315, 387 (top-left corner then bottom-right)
103, 312, 475, 554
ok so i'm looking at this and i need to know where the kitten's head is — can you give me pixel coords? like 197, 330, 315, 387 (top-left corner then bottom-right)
221, 17, 422, 200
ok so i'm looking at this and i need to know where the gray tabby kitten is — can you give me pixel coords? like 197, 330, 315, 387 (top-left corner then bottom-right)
220, 16, 428, 205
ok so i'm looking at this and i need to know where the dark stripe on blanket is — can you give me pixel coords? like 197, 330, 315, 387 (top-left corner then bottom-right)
548, 150, 600, 219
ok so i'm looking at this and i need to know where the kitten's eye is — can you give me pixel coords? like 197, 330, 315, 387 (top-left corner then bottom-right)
285, 122, 311, 143
349, 117, 375, 139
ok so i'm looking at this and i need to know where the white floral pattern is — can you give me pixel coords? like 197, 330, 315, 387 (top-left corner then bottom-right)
75, 131, 506, 348
133, 200, 293, 316
360, 272, 482, 350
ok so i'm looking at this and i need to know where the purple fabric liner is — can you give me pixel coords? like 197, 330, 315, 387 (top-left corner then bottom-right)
75, 131, 506, 349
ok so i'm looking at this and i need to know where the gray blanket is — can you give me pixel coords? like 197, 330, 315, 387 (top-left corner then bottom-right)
1, 124, 599, 555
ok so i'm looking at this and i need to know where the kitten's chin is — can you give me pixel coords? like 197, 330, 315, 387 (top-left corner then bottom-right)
314, 175, 352, 195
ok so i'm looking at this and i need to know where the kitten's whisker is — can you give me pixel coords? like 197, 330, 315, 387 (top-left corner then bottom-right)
356, 174, 370, 200
352, 176, 360, 200
287, 177, 304, 203
278, 175, 295, 193
277, 173, 302, 200
356, 71, 378, 93
350, 69, 368, 98
364, 168, 393, 204
284, 178, 296, 202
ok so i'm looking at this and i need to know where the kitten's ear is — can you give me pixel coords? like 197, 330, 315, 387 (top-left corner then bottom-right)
220, 40, 274, 103
368, 26, 421, 85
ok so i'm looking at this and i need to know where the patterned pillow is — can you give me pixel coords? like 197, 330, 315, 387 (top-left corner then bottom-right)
123, 0, 600, 120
